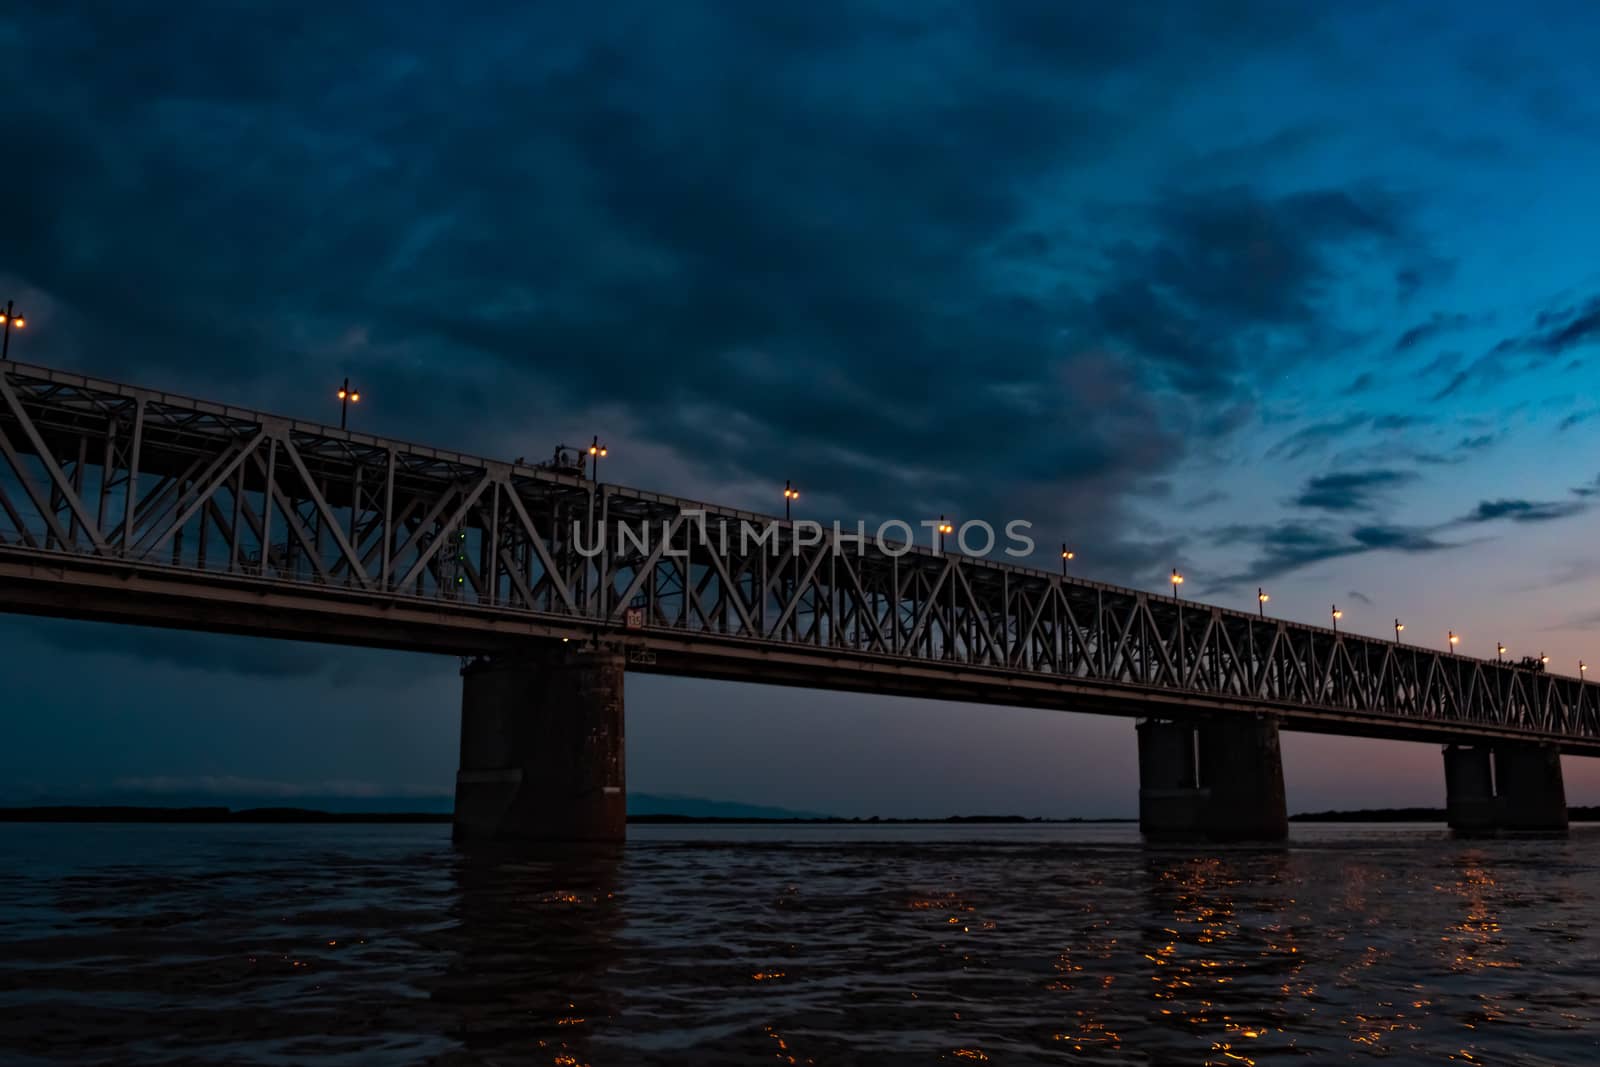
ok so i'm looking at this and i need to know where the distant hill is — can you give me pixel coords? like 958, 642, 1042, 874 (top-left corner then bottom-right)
1, 789, 455, 814
0, 806, 449, 823
627, 794, 832, 819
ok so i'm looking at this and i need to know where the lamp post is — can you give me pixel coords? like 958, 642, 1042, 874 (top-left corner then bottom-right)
588, 435, 608, 481
1257, 588, 1269, 617
336, 377, 361, 430
1331, 604, 1343, 634
0, 300, 25, 361
936, 515, 954, 553
1448, 630, 1459, 654
1582, 660, 1589, 678
1060, 543, 1075, 576
1170, 568, 1184, 600
784, 480, 799, 521
1497, 643, 1506, 664
1394, 618, 1404, 643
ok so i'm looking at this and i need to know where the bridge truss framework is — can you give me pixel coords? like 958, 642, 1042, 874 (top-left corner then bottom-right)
1, 358, 1597, 755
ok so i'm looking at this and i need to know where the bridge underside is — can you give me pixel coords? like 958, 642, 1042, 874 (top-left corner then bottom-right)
5, 548, 1599, 762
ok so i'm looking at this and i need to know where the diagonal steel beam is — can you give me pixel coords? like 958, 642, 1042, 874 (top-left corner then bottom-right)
247, 450, 332, 583
134, 430, 267, 557
499, 477, 578, 616
0, 373, 109, 553
0, 420, 76, 550
277, 433, 374, 590
396, 471, 493, 591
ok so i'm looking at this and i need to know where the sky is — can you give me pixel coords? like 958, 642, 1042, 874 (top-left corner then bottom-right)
5, 2, 1600, 816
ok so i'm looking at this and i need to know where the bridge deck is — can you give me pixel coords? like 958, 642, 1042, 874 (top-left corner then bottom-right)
2, 358, 1597, 755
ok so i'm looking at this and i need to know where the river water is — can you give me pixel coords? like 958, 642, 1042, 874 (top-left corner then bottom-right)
0, 822, 1596, 1065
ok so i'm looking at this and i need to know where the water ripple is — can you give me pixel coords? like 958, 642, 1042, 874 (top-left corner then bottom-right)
0, 823, 1597, 1064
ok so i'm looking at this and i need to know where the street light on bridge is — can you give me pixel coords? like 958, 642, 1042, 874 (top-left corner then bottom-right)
1060, 544, 1075, 576
1331, 604, 1343, 634
936, 515, 954, 553
1582, 660, 1589, 677
1394, 618, 1404, 643
1257, 587, 1268, 617
1170, 568, 1184, 600
0, 300, 25, 361
335, 377, 361, 430
1448, 630, 1459, 654
784, 479, 799, 521
588, 435, 608, 481
1497, 643, 1507, 664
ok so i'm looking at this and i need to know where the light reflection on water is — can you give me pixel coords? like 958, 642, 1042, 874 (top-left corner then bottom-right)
0, 823, 1597, 1064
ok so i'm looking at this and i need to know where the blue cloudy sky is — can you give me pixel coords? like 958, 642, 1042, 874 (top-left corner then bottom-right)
5, 2, 1600, 815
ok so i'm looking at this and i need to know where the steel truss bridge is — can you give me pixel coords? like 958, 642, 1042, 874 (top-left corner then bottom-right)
1, 358, 1597, 755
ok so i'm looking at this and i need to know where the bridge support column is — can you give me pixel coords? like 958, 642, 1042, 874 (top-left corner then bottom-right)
453, 645, 625, 843
1137, 715, 1287, 841
1496, 744, 1567, 832
1444, 743, 1566, 834
1200, 714, 1289, 841
1137, 719, 1202, 836
1443, 744, 1496, 832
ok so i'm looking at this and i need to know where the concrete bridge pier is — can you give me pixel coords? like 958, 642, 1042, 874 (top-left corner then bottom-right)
1137, 718, 1202, 835
453, 644, 626, 843
1444, 742, 1566, 834
1137, 714, 1288, 842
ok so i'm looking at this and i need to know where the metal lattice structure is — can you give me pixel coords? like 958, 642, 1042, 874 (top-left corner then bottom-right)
2, 358, 1597, 753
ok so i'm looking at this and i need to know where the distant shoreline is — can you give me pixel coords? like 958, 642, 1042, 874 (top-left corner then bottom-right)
1293, 806, 1600, 823
0, 806, 1128, 825
1, 805, 1595, 825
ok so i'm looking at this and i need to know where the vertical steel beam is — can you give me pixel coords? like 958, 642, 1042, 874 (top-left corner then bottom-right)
121, 397, 144, 553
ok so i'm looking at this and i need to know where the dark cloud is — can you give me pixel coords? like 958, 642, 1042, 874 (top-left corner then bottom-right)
1459, 499, 1587, 524
1415, 350, 1462, 378
1486, 294, 1600, 363
1347, 590, 1374, 605
1265, 411, 1428, 465
1341, 372, 1376, 395
1558, 409, 1598, 432
1089, 185, 1407, 405
1349, 524, 1448, 551
1371, 413, 1431, 430
1141, 187, 1400, 323
1394, 312, 1472, 351
1209, 519, 1453, 588
1266, 415, 1371, 460
1293, 469, 1415, 512
1431, 351, 1506, 400
1528, 298, 1600, 353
